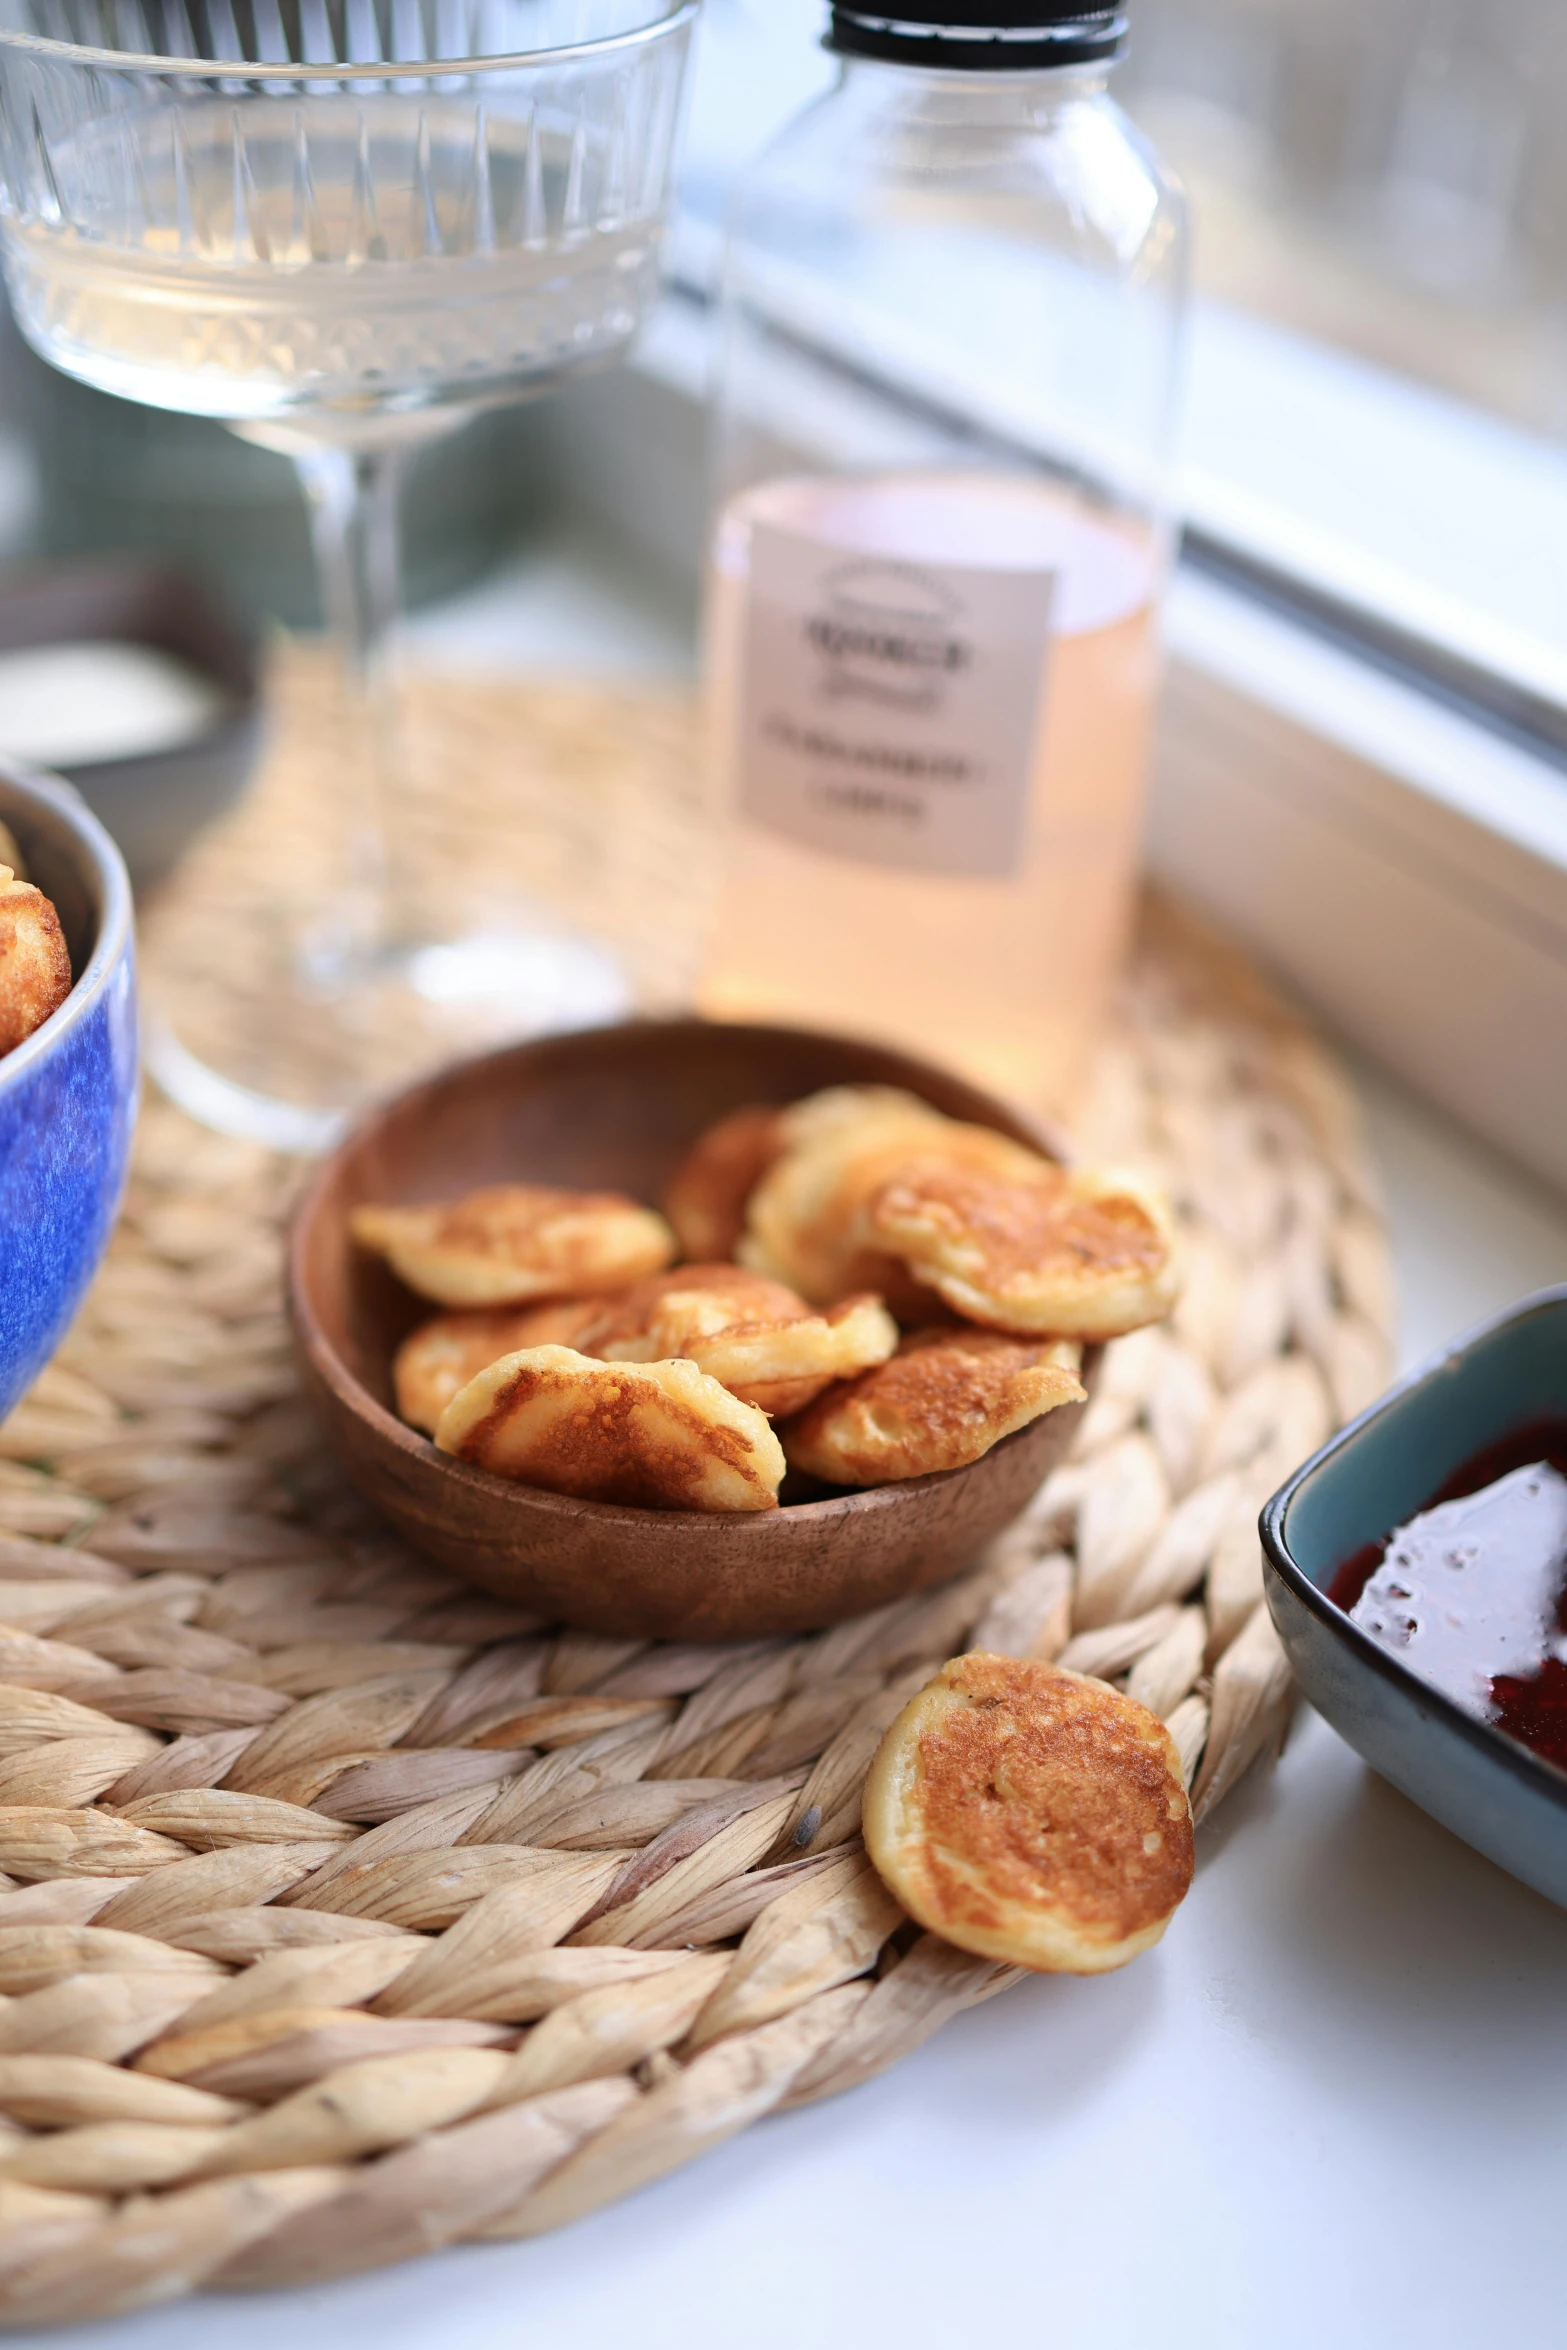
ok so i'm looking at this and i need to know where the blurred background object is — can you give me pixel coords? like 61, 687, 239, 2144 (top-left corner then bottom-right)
0, 290, 537, 632
0, 562, 260, 893
1116, 0, 1567, 437
678, 0, 1567, 440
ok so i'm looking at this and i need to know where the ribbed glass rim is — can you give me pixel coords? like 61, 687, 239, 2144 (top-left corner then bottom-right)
0, 0, 696, 79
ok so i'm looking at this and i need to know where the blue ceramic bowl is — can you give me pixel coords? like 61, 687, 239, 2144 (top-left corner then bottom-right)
1261, 1287, 1567, 1909
0, 763, 136, 1418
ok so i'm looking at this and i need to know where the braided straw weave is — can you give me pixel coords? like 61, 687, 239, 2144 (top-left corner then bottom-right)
0, 669, 1395, 2324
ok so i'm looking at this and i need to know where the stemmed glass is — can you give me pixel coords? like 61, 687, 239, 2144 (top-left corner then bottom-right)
0, 0, 698, 1145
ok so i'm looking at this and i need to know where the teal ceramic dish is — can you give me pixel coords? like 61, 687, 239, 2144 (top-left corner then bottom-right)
1261, 1287, 1567, 1910
0, 764, 137, 1418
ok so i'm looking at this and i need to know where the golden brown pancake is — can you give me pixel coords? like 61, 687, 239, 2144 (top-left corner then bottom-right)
662, 1105, 787, 1262
863, 1160, 1180, 1338
863, 1652, 1194, 1973
393, 1300, 604, 1435
741, 1092, 1048, 1311
738, 1087, 946, 1305
782, 1326, 1083, 1486
577, 1261, 781, 1331
350, 1184, 675, 1307
0, 866, 70, 1059
577, 1263, 898, 1417
434, 1344, 785, 1512
666, 1087, 940, 1275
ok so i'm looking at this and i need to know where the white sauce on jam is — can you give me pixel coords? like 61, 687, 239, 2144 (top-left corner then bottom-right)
1350, 1461, 1567, 1722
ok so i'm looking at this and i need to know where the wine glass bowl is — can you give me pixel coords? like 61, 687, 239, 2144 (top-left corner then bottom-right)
0, 0, 695, 427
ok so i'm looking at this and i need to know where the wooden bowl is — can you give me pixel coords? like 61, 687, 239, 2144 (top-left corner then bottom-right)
288, 1019, 1094, 1641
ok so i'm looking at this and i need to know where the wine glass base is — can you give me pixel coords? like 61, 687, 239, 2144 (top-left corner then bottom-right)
145, 922, 634, 1152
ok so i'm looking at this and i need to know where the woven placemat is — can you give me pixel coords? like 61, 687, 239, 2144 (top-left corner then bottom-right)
0, 659, 1396, 2325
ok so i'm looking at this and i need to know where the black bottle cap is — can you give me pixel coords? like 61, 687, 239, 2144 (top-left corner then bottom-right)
828, 6, 1127, 70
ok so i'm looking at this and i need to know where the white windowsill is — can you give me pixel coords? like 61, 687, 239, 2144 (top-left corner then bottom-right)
1180, 303, 1567, 716
1163, 570, 1567, 888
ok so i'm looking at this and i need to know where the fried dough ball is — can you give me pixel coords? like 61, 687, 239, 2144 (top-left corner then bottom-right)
863, 1160, 1179, 1338
350, 1184, 676, 1308
435, 1344, 785, 1513
781, 1326, 1084, 1486
863, 1653, 1194, 1973
0, 866, 71, 1059
663, 1106, 787, 1262
742, 1092, 1047, 1311
577, 1263, 899, 1417
393, 1300, 603, 1435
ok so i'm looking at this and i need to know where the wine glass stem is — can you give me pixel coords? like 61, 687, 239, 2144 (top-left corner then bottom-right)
294, 438, 410, 967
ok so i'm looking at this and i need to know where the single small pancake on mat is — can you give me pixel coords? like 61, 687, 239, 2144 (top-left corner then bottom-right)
578, 1263, 899, 1417
863, 1652, 1194, 1973
0, 865, 71, 1058
393, 1300, 603, 1435
663, 1105, 788, 1261
350, 1184, 675, 1307
862, 1160, 1179, 1338
782, 1326, 1084, 1486
742, 1091, 1049, 1311
435, 1344, 785, 1512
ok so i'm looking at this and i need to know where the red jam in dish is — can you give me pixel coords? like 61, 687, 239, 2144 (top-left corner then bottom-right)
1328, 1420, 1567, 1772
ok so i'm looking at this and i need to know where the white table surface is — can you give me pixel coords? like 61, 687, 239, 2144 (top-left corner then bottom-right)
51, 569, 1567, 2350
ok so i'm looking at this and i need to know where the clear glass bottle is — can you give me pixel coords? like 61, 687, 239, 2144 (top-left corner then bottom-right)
701, 4, 1187, 1109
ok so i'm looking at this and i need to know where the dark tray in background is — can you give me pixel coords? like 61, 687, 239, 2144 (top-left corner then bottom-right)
0, 559, 262, 892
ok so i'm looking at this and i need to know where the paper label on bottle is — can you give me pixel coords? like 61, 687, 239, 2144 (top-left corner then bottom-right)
737, 521, 1056, 880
